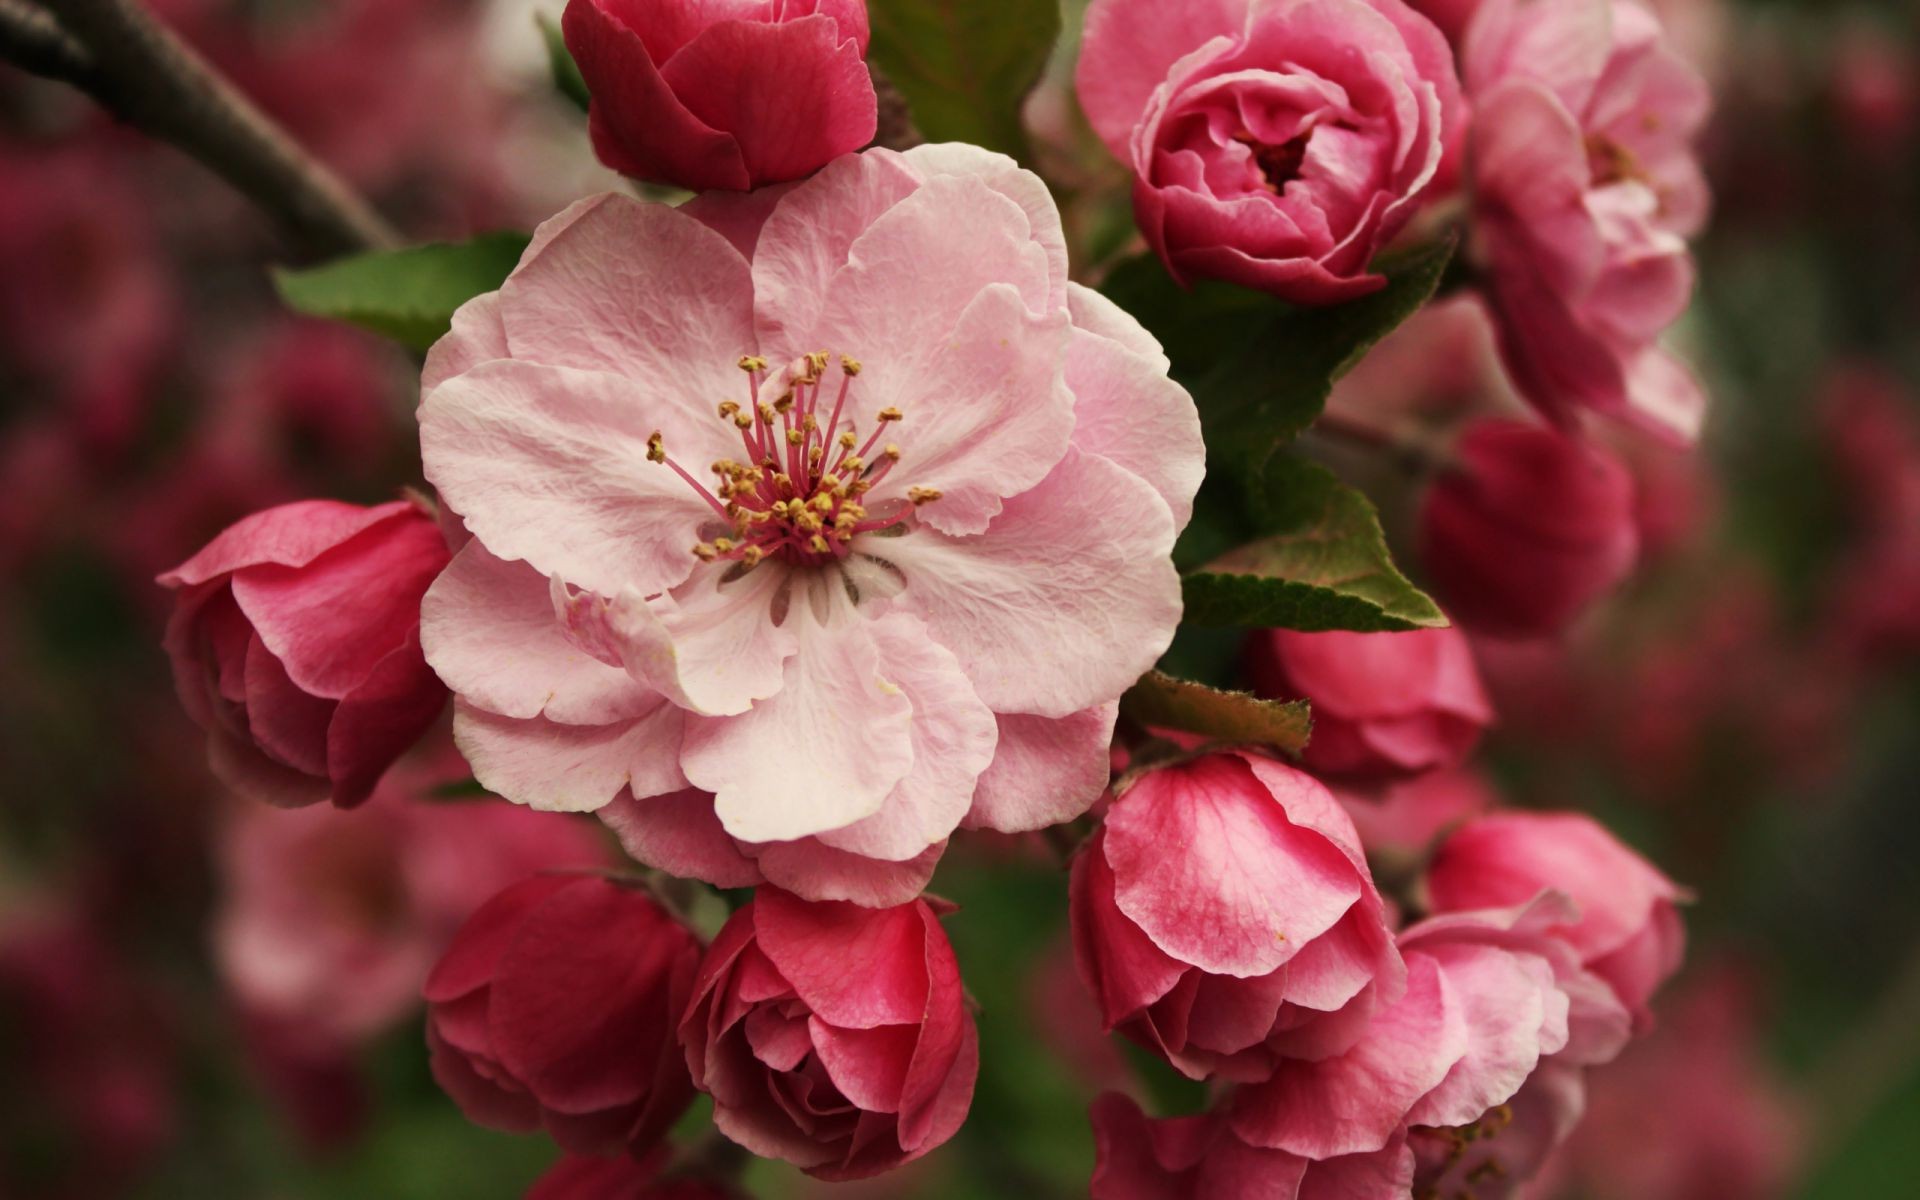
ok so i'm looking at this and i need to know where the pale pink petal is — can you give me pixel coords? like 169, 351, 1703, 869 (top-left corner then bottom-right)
814, 614, 995, 860
421, 541, 655, 725
1404, 944, 1557, 1128
422, 292, 508, 398
902, 143, 1071, 311
453, 699, 687, 813
963, 703, 1117, 832
495, 193, 755, 398
1066, 325, 1204, 530
681, 608, 914, 842
420, 360, 728, 598
877, 446, 1181, 717
600, 788, 765, 889
614, 562, 798, 717
1068, 282, 1169, 369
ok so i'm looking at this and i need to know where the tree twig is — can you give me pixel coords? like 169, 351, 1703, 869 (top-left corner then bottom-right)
9, 0, 398, 257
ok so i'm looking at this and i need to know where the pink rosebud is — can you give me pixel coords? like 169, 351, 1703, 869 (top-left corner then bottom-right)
1089, 1093, 1414, 1199
1464, 0, 1713, 442
1247, 627, 1494, 783
1070, 753, 1403, 1082
1427, 811, 1687, 1026
682, 888, 978, 1180
423, 874, 702, 1157
562, 0, 877, 191
158, 498, 452, 809
419, 148, 1198, 905
529, 1150, 745, 1199
1229, 897, 1628, 1170
1077, 0, 1464, 304
1419, 417, 1639, 638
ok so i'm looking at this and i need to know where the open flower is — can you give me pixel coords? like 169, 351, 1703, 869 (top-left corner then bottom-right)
1077, 0, 1464, 304
419, 145, 1200, 905
1463, 0, 1712, 441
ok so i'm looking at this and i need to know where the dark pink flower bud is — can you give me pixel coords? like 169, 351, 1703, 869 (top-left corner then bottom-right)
157, 498, 452, 809
1427, 812, 1688, 1027
1076, 0, 1463, 305
1247, 627, 1494, 783
1090, 1092, 1413, 1199
1070, 753, 1403, 1082
424, 874, 702, 1157
1419, 418, 1639, 638
681, 888, 977, 1180
562, 0, 877, 192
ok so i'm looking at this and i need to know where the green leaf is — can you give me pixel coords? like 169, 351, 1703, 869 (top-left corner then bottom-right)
1120, 670, 1312, 755
1103, 232, 1458, 481
1182, 456, 1447, 632
536, 12, 591, 112
273, 232, 531, 351
867, 0, 1061, 159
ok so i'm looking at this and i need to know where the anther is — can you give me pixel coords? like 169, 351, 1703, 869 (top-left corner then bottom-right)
691, 542, 718, 561
718, 400, 740, 419
883, 443, 902, 460
808, 534, 832, 555
646, 432, 666, 463
840, 355, 862, 376
786, 429, 805, 446
741, 545, 764, 567
908, 486, 943, 506
838, 432, 857, 450
738, 356, 768, 372
877, 407, 903, 423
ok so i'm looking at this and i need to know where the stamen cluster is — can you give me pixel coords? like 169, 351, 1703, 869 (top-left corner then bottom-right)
647, 353, 940, 569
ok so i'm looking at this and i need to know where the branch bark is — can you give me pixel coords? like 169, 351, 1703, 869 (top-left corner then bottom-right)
8, 0, 398, 257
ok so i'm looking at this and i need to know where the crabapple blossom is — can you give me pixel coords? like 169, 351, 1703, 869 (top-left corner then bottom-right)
1427, 811, 1688, 1026
158, 498, 451, 809
423, 873, 702, 1157
681, 888, 978, 1180
1070, 752, 1403, 1082
563, 0, 876, 191
1076, 0, 1464, 304
1463, 0, 1712, 442
1246, 626, 1494, 783
1419, 417, 1640, 638
418, 145, 1199, 905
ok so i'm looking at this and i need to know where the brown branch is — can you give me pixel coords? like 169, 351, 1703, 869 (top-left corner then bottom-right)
868, 60, 923, 153
11, 0, 398, 257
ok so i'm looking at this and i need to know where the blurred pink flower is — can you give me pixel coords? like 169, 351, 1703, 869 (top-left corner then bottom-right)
564, 0, 876, 191
1427, 811, 1688, 1027
1465, 0, 1712, 442
1420, 417, 1640, 638
159, 498, 451, 808
683, 889, 978, 1180
419, 146, 1197, 905
215, 761, 609, 1043
1077, 0, 1463, 304
1247, 627, 1494, 783
1072, 753, 1404, 1082
1334, 765, 1498, 857
1410, 1058, 1588, 1199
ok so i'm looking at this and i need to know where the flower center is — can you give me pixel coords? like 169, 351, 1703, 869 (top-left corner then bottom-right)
648, 353, 941, 570
1242, 130, 1311, 192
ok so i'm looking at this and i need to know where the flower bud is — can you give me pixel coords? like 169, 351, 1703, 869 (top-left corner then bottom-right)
1071, 753, 1403, 1082
1247, 627, 1493, 783
424, 874, 701, 1157
158, 499, 450, 808
1419, 418, 1639, 638
562, 0, 876, 191
682, 888, 977, 1180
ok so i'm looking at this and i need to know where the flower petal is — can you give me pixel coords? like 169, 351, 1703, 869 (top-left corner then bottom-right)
963, 704, 1117, 833
453, 699, 687, 814
1066, 325, 1204, 531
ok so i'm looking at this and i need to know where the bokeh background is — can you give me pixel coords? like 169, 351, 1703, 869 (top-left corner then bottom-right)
3, 0, 1918, 1196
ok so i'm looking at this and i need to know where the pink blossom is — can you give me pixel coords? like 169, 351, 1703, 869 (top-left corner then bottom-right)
1229, 897, 1629, 1168
1246, 627, 1494, 783
681, 888, 978, 1180
1070, 753, 1404, 1082
419, 146, 1199, 905
1409, 1059, 1588, 1199
213, 759, 610, 1043
1464, 0, 1712, 442
563, 0, 876, 191
1077, 0, 1464, 304
1427, 811, 1688, 1026
1334, 766, 1498, 857
1419, 417, 1640, 638
158, 498, 452, 809
1089, 1092, 1414, 1199
424, 873, 703, 1158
